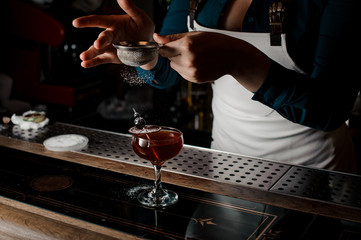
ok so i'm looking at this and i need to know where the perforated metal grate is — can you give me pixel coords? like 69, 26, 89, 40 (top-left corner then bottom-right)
1, 123, 289, 190
271, 166, 361, 208
168, 148, 289, 189
1, 122, 361, 210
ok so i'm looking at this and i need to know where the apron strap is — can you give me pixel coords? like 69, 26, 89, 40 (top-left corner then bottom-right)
189, 0, 288, 46
269, 1, 287, 46
189, 0, 202, 30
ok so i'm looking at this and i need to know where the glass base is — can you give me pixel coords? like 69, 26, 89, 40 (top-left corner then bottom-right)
138, 189, 178, 208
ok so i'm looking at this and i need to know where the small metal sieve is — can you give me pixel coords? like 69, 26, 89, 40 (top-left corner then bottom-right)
113, 41, 160, 67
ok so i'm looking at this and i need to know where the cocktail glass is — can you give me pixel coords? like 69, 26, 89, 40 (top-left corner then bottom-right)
131, 126, 183, 207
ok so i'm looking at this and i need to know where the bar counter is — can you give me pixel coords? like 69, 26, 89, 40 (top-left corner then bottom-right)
0, 122, 361, 239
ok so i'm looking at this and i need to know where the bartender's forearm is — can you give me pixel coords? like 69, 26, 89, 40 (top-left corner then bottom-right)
228, 39, 271, 93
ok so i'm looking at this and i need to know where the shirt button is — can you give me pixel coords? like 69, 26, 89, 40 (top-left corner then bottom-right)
248, 17, 254, 22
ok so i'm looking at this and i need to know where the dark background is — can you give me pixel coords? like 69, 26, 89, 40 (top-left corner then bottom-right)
1, 0, 213, 148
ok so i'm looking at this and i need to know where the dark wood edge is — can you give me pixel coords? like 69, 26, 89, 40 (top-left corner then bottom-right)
0, 196, 144, 240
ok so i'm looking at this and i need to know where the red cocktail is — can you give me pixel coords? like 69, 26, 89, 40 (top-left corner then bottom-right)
131, 126, 183, 207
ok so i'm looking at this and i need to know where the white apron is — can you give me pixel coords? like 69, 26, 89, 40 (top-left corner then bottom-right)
188, 17, 356, 172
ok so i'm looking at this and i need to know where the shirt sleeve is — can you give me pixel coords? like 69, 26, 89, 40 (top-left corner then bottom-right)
253, 0, 360, 131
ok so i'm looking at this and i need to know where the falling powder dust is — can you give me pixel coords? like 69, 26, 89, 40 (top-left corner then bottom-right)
120, 65, 155, 86
126, 185, 152, 199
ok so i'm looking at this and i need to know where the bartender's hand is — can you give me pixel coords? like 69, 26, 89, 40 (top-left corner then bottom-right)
154, 32, 270, 92
72, 0, 155, 68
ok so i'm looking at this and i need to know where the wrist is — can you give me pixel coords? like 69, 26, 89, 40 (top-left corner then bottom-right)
230, 42, 270, 92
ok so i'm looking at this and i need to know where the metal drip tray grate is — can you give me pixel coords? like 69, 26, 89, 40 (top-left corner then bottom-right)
0, 123, 289, 190
1, 122, 361, 210
168, 148, 289, 189
271, 167, 361, 208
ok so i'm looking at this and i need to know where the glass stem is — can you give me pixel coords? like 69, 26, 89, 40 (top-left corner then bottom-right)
153, 165, 165, 196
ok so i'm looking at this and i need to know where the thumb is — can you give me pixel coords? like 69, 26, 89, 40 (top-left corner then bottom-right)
153, 33, 187, 45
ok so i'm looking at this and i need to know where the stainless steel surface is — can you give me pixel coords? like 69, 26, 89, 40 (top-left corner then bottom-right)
271, 166, 361, 208
1, 122, 361, 210
112, 41, 159, 67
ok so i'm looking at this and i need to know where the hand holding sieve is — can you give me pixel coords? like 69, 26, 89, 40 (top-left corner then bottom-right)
112, 41, 160, 67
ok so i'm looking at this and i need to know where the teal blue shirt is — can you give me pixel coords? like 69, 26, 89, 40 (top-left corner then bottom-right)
137, 0, 360, 131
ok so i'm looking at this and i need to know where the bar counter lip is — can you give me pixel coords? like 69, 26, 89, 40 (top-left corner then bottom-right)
0, 121, 361, 224
0, 195, 144, 240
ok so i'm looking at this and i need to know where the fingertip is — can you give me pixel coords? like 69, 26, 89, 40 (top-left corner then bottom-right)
153, 33, 164, 39
79, 52, 86, 61
153, 33, 165, 45
72, 18, 84, 28
81, 60, 95, 68
72, 19, 78, 27
93, 39, 103, 50
94, 36, 108, 50
80, 61, 87, 68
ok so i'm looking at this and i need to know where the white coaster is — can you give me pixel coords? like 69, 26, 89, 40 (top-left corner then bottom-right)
43, 134, 88, 152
